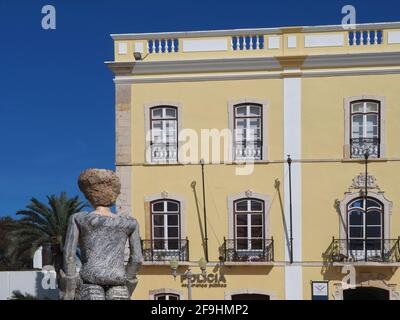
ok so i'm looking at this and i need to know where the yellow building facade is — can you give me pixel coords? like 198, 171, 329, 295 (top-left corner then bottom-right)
106, 22, 400, 300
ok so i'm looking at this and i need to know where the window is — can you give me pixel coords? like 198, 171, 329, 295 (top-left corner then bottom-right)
150, 106, 178, 162
347, 197, 383, 260
234, 199, 264, 251
151, 199, 180, 251
154, 293, 180, 300
234, 104, 263, 160
350, 100, 380, 158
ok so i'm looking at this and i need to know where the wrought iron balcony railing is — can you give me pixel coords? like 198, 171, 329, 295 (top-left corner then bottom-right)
326, 237, 400, 263
150, 143, 178, 162
141, 238, 189, 262
234, 141, 262, 161
350, 137, 380, 158
222, 238, 274, 262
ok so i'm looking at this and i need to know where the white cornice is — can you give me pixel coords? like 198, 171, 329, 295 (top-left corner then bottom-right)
111, 21, 400, 40
106, 52, 400, 76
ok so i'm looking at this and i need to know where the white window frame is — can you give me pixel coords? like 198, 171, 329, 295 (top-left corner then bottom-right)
228, 99, 269, 162
151, 199, 181, 252
343, 95, 386, 159
234, 199, 264, 251
144, 102, 183, 164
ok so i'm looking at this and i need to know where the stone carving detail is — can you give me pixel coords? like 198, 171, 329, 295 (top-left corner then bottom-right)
349, 173, 380, 191
245, 190, 253, 197
161, 191, 169, 199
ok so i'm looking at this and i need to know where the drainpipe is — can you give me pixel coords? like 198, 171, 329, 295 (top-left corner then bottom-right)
200, 159, 209, 262
287, 155, 294, 264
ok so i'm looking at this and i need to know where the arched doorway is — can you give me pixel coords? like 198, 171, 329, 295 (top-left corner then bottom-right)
231, 293, 270, 300
343, 287, 389, 300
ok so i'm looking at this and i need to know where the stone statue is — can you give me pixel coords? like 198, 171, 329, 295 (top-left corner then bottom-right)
59, 169, 143, 300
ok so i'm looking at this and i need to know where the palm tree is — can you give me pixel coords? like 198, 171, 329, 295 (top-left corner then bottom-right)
11, 192, 86, 272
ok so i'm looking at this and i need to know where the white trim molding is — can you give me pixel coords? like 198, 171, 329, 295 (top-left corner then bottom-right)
343, 95, 386, 159
338, 189, 393, 242
182, 38, 228, 52
144, 101, 183, 164
149, 288, 185, 300
388, 31, 400, 44
227, 191, 271, 239
333, 273, 400, 300
304, 34, 344, 48
144, 192, 187, 239
227, 98, 269, 162
224, 288, 277, 300
283, 75, 303, 300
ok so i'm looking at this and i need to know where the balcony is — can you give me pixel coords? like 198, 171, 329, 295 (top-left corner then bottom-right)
326, 237, 400, 263
351, 137, 380, 158
141, 238, 189, 262
222, 238, 274, 262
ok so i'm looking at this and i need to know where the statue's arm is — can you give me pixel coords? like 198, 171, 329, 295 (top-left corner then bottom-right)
59, 213, 80, 300
126, 220, 143, 296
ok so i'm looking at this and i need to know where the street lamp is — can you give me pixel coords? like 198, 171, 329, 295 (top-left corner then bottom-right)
169, 257, 208, 300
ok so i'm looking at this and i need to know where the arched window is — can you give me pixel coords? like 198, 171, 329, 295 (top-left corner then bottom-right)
234, 198, 264, 252
150, 106, 178, 162
350, 100, 380, 158
234, 103, 263, 160
151, 199, 181, 251
347, 197, 383, 260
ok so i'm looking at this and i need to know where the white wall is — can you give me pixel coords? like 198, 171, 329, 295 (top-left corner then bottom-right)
0, 271, 59, 300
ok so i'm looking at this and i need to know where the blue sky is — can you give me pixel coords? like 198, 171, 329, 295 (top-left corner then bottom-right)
0, 0, 399, 217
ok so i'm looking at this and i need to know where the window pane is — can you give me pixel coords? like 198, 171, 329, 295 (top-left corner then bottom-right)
156, 295, 166, 300
351, 115, 363, 138
366, 115, 378, 137
236, 106, 247, 116
366, 211, 381, 225
251, 239, 263, 250
168, 227, 179, 238
165, 108, 176, 118
153, 227, 164, 238
350, 200, 363, 208
167, 215, 178, 226
236, 239, 247, 250
168, 295, 179, 300
366, 239, 381, 250
366, 226, 381, 238
352, 103, 364, 113
153, 215, 164, 226
251, 214, 262, 225
153, 202, 164, 212
366, 102, 378, 112
349, 226, 363, 238
168, 239, 179, 249
249, 106, 261, 116
236, 227, 248, 237
236, 201, 248, 212
349, 211, 363, 225
367, 199, 380, 208
349, 239, 363, 250
250, 201, 263, 211
236, 214, 247, 226
152, 108, 163, 118
154, 239, 165, 250
251, 227, 263, 238
167, 201, 179, 212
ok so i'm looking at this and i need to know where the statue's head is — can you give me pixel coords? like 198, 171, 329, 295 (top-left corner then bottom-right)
78, 169, 121, 207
